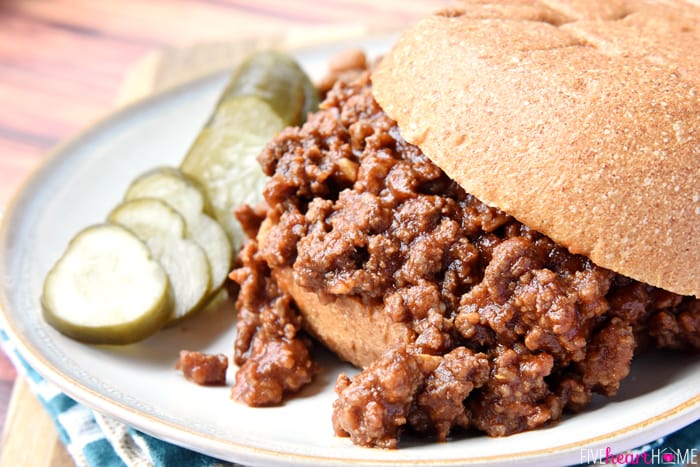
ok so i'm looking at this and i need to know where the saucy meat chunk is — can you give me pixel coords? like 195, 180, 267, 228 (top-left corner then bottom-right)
332, 347, 489, 447
176, 350, 228, 386
229, 240, 318, 406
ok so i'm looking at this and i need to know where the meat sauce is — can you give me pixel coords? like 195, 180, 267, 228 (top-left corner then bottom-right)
229, 64, 699, 447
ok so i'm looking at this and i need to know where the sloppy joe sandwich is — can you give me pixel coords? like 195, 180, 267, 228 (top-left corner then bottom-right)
229, 0, 700, 448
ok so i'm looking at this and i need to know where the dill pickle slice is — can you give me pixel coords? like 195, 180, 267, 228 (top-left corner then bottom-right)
301, 71, 320, 119
217, 50, 316, 125
41, 224, 172, 345
181, 96, 281, 246
41, 52, 320, 344
124, 168, 232, 291
108, 198, 212, 324
180, 50, 319, 247
125, 167, 213, 221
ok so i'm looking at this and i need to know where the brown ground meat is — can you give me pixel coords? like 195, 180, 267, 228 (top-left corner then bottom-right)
176, 350, 229, 386
228, 240, 318, 406
230, 61, 699, 446
332, 348, 426, 449
332, 347, 489, 448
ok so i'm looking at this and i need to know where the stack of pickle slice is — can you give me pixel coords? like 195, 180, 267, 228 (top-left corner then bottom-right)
42, 51, 319, 344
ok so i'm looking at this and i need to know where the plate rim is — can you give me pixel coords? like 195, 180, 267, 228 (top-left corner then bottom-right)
0, 36, 698, 467
4, 317, 699, 466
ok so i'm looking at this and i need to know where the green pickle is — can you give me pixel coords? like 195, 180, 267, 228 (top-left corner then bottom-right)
41, 50, 318, 345
181, 50, 319, 248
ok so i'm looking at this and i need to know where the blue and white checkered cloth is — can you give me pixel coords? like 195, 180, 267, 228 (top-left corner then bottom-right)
1, 328, 698, 466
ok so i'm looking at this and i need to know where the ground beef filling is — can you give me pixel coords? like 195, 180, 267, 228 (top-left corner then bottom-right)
230, 70, 700, 447
228, 240, 318, 406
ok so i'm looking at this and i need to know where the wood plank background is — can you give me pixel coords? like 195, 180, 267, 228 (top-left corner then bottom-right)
0, 0, 450, 207
0, 0, 450, 451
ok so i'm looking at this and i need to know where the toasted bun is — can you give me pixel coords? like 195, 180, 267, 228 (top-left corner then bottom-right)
372, 0, 700, 297
272, 268, 413, 368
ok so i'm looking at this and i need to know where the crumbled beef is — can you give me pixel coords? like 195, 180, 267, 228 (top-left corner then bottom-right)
332, 348, 425, 448
470, 345, 560, 436
176, 350, 228, 386
332, 347, 489, 447
408, 347, 490, 440
316, 48, 369, 97
228, 241, 318, 406
231, 61, 699, 446
233, 203, 268, 240
647, 300, 700, 350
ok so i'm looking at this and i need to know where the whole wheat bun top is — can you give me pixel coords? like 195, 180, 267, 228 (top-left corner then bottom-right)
373, 0, 700, 297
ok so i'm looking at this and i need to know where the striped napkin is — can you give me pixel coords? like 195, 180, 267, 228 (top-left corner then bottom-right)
0, 329, 700, 467
1, 330, 236, 467
1, 329, 698, 466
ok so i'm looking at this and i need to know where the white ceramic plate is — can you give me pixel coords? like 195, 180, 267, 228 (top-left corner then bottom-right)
1, 36, 698, 467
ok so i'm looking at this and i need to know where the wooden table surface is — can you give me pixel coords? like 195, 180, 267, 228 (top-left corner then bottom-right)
0, 0, 450, 463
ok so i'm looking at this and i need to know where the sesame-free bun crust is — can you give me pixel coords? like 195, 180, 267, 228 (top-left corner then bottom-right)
373, 0, 700, 297
272, 267, 413, 368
